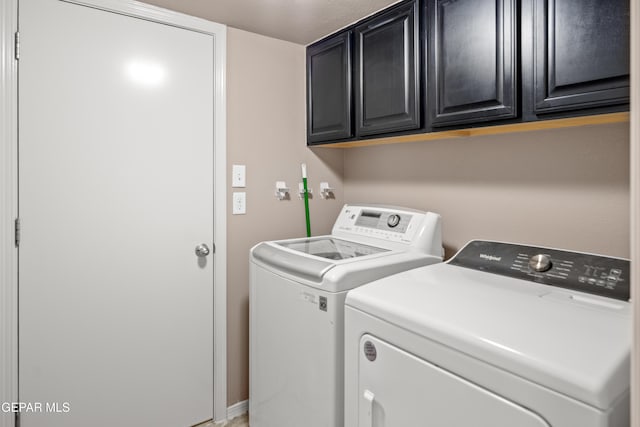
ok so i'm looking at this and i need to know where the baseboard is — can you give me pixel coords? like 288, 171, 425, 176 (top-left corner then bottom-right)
227, 400, 248, 420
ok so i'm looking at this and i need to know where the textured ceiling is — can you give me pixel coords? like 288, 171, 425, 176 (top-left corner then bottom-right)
139, 0, 401, 45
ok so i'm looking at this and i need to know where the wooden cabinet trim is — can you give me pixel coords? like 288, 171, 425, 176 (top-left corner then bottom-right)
311, 112, 629, 148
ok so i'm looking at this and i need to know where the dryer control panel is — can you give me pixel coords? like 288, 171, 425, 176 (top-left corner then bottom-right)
449, 240, 630, 301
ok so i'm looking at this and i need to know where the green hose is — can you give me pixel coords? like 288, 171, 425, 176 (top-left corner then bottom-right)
302, 164, 311, 237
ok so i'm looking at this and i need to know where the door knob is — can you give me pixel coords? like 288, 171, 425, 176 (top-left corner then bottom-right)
195, 244, 211, 257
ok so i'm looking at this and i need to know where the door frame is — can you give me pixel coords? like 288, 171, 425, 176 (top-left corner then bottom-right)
1, 1, 19, 427
0, 0, 228, 425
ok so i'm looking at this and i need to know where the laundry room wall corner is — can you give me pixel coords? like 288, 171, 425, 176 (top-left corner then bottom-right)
226, 27, 344, 407
0, 1, 18, 426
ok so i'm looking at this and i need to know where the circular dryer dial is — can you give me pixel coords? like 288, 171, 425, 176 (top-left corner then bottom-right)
387, 214, 401, 228
529, 254, 552, 272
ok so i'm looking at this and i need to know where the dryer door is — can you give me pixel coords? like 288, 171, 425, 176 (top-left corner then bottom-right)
358, 335, 551, 427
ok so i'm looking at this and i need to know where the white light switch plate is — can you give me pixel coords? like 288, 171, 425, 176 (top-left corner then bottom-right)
233, 192, 246, 215
232, 164, 246, 188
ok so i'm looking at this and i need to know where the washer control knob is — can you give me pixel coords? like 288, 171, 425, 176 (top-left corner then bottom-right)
529, 254, 552, 272
387, 214, 401, 228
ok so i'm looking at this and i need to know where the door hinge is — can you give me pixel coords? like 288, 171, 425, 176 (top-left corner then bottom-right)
14, 218, 20, 247
14, 31, 20, 60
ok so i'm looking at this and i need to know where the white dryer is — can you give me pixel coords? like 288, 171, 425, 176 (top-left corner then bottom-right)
249, 204, 443, 427
345, 240, 631, 427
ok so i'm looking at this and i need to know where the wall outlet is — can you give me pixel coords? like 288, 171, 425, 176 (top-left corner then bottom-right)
232, 164, 246, 188
233, 192, 246, 215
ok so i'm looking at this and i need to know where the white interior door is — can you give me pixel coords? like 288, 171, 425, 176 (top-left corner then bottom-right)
18, 0, 215, 425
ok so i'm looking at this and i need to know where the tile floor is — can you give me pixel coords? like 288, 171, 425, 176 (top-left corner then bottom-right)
199, 413, 249, 427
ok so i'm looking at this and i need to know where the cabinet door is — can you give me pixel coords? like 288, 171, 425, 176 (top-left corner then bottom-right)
307, 31, 353, 144
429, 0, 517, 127
532, 0, 629, 114
355, 0, 420, 137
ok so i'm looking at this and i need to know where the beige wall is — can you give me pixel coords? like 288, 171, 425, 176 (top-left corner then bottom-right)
343, 122, 630, 259
226, 28, 344, 405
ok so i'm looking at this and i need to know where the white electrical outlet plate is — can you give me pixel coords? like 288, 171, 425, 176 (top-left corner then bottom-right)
232, 164, 246, 188
233, 192, 246, 215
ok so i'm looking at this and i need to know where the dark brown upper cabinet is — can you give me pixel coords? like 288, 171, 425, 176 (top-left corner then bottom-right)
528, 0, 630, 115
306, 31, 353, 144
306, 0, 630, 146
355, 0, 421, 137
428, 0, 517, 127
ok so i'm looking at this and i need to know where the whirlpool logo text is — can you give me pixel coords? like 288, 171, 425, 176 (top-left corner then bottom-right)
479, 254, 502, 262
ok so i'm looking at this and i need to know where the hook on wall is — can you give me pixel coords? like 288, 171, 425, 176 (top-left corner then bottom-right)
275, 181, 290, 200
298, 182, 313, 199
319, 182, 335, 199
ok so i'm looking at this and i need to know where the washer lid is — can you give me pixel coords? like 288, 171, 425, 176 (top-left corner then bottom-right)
251, 240, 334, 282
346, 262, 631, 410
276, 237, 388, 260
251, 237, 441, 292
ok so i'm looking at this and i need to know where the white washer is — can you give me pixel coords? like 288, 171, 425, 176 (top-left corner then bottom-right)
249, 204, 444, 427
345, 240, 631, 427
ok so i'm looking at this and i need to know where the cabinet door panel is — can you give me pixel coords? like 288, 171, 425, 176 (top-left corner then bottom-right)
356, 0, 420, 136
430, 0, 517, 127
307, 32, 353, 144
533, 0, 629, 113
